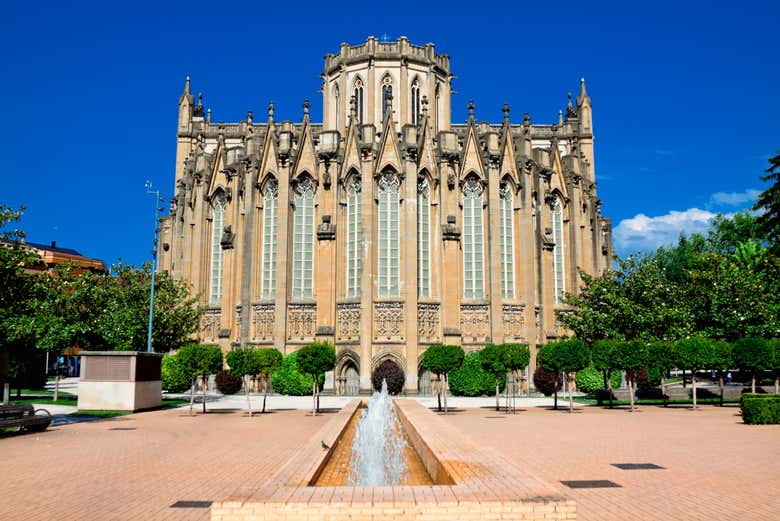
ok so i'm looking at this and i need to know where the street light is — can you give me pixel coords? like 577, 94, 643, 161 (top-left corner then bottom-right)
145, 181, 166, 353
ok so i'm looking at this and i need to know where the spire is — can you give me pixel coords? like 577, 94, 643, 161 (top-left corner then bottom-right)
467, 100, 475, 122
558, 109, 564, 126
566, 92, 577, 119
302, 99, 310, 120
267, 101, 274, 122
522, 112, 531, 125
577, 77, 590, 107
178, 75, 194, 105
183, 76, 191, 96
206, 108, 212, 123
502, 103, 510, 124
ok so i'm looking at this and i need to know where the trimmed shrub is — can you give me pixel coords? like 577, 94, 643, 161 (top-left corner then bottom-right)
215, 370, 243, 395
161, 354, 191, 392
533, 366, 561, 396
371, 360, 405, 395
449, 352, 503, 397
575, 364, 621, 394
740, 394, 780, 424
270, 353, 314, 396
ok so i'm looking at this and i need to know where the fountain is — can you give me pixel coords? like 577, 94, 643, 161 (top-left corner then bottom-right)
349, 380, 408, 486
212, 387, 576, 520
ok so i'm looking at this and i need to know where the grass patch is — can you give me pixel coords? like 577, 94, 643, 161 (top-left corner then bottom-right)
70, 410, 132, 418
161, 398, 189, 407
10, 397, 77, 406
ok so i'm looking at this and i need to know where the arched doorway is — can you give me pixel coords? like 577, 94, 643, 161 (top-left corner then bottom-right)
344, 363, 359, 395
335, 350, 360, 395
418, 368, 433, 396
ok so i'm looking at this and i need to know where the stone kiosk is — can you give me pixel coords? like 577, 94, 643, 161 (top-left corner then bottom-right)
78, 351, 163, 411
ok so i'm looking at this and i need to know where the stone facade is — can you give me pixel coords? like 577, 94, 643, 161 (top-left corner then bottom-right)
157, 36, 613, 393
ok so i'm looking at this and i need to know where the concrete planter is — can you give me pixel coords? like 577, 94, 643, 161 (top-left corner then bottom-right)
78, 351, 163, 411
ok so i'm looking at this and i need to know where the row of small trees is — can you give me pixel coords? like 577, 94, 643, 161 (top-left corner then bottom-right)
537, 336, 780, 412
163, 341, 337, 416
420, 343, 531, 414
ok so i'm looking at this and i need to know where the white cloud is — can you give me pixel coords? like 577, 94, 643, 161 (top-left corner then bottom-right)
613, 208, 716, 254
709, 189, 760, 207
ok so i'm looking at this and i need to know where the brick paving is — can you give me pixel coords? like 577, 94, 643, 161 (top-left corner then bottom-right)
444, 404, 780, 521
0, 407, 328, 521
1, 403, 778, 520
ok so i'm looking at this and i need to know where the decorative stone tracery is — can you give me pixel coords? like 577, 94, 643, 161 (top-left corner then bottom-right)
502, 304, 525, 339
287, 303, 316, 341
201, 308, 221, 342
460, 304, 490, 342
373, 302, 404, 342
417, 303, 440, 343
251, 303, 274, 342
336, 303, 361, 342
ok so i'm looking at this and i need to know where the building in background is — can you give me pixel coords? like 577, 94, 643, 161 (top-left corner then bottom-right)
158, 36, 613, 393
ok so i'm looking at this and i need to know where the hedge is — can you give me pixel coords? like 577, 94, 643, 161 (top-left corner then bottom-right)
449, 352, 503, 397
161, 354, 191, 392
575, 364, 621, 394
740, 394, 780, 424
269, 353, 315, 396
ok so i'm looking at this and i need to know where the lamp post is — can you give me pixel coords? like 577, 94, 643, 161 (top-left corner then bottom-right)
145, 181, 166, 353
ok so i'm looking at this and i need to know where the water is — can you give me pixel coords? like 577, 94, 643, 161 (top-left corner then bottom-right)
348, 380, 408, 486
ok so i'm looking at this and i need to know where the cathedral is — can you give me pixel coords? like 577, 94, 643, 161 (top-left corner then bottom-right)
157, 36, 613, 394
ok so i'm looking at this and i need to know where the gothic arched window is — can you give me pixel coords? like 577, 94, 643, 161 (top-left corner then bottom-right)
261, 179, 278, 299
292, 177, 315, 298
209, 192, 227, 305
551, 195, 565, 304
346, 176, 362, 297
411, 79, 421, 126
378, 172, 400, 296
381, 76, 393, 121
417, 177, 430, 298
499, 182, 515, 299
353, 78, 364, 125
463, 177, 484, 299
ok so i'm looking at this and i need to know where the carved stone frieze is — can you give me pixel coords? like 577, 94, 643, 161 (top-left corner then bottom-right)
502, 304, 525, 339
251, 303, 275, 342
337, 303, 361, 342
417, 303, 440, 343
201, 308, 220, 342
373, 302, 404, 342
287, 303, 316, 341
460, 304, 490, 342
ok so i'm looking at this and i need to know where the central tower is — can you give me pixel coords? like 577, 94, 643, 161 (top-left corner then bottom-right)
322, 36, 452, 133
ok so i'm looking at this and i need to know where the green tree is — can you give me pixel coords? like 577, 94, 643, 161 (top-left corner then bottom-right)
503, 343, 531, 412
709, 340, 734, 406
753, 152, 780, 253
647, 341, 676, 405
732, 337, 773, 393
256, 348, 283, 413
270, 353, 315, 396
421, 344, 464, 414
591, 339, 622, 407
574, 364, 621, 394
537, 339, 589, 412
296, 341, 336, 416
770, 339, 780, 395
161, 353, 191, 392
178, 343, 223, 414
615, 340, 648, 412
707, 211, 765, 254
479, 344, 508, 411
675, 336, 713, 409
227, 348, 261, 416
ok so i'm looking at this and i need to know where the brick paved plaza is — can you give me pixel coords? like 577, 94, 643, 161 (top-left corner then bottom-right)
1, 403, 778, 521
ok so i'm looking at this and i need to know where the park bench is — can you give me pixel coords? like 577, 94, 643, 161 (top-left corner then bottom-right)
0, 403, 51, 433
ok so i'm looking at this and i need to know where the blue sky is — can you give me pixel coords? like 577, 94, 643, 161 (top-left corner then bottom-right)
2, 0, 778, 266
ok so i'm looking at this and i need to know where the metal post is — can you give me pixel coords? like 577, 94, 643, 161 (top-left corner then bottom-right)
145, 181, 165, 353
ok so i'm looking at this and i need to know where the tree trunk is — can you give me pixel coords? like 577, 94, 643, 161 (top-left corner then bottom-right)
312, 380, 317, 416
202, 375, 207, 414
495, 378, 500, 411
54, 373, 60, 402
718, 373, 724, 406
245, 375, 252, 417
752, 372, 756, 394
775, 374, 779, 395
606, 371, 614, 409
682, 369, 686, 388
436, 376, 442, 412
660, 374, 667, 407
505, 374, 510, 413
553, 374, 559, 410
628, 374, 635, 412
691, 371, 697, 410
189, 377, 195, 416
602, 369, 608, 389
443, 374, 449, 415
568, 373, 574, 413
